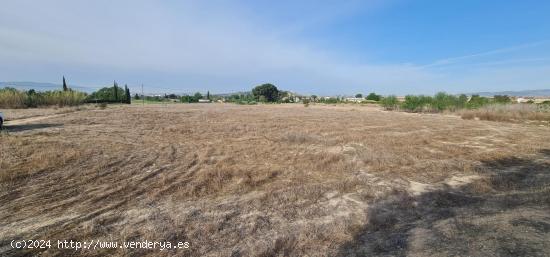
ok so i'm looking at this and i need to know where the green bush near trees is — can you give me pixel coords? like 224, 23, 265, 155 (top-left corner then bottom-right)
431, 92, 468, 111
467, 94, 490, 109
380, 95, 398, 110
397, 92, 511, 113
401, 95, 433, 112
493, 95, 512, 104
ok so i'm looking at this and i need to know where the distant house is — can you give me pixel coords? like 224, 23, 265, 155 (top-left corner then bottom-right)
516, 97, 530, 103
344, 97, 364, 103
198, 99, 211, 103
281, 92, 302, 103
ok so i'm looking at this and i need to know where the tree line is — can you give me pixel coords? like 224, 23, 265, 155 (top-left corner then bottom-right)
380, 93, 517, 112
0, 77, 132, 108
87, 81, 131, 104
2, 78, 542, 112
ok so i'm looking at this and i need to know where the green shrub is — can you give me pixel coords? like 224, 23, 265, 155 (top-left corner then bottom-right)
432, 92, 466, 111
467, 95, 489, 109
493, 95, 512, 104
401, 95, 433, 112
380, 95, 398, 110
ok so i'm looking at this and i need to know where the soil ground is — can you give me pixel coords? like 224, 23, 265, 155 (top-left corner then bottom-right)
1, 103, 549, 256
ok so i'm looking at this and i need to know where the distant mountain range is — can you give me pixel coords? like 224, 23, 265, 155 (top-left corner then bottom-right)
1, 81, 63, 90
470, 89, 550, 97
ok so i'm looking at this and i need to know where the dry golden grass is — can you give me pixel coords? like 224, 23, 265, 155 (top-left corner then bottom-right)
1, 103, 549, 256
459, 103, 550, 124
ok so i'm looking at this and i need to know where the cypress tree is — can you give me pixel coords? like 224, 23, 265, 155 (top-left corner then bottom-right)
207, 90, 210, 100
113, 81, 118, 102
62, 76, 68, 91
124, 84, 131, 104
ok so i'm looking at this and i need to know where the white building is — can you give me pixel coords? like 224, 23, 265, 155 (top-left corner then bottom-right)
344, 97, 364, 103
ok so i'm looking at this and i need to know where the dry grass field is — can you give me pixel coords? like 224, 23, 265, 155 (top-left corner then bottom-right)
1, 103, 549, 256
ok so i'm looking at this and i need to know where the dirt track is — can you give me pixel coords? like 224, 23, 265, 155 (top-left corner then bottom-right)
4, 113, 67, 126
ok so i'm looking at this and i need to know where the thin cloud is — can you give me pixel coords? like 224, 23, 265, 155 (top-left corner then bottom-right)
421, 40, 550, 68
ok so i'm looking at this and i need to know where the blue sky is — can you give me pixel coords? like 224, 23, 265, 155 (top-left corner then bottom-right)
1, 0, 550, 95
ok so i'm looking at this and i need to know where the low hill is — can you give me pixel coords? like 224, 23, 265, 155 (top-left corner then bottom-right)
472, 89, 550, 97
0, 81, 94, 93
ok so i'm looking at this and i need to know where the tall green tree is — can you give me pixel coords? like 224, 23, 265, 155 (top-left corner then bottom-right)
62, 76, 68, 91
194, 92, 203, 101
113, 81, 119, 102
206, 90, 210, 100
124, 84, 131, 104
366, 92, 381, 101
252, 83, 279, 102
